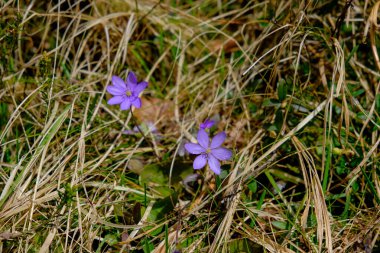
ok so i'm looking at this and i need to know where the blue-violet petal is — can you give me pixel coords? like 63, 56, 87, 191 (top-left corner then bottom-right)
210, 131, 226, 149
208, 154, 221, 175
211, 147, 232, 161
197, 129, 209, 149
107, 86, 125, 95
193, 155, 207, 170
108, 96, 124, 105
184, 143, 205, 154
120, 99, 132, 110
131, 97, 142, 108
112, 76, 126, 89
127, 71, 137, 85
134, 81, 148, 95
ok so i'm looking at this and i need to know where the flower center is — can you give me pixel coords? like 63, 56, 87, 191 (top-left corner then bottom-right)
206, 148, 211, 154
126, 91, 132, 96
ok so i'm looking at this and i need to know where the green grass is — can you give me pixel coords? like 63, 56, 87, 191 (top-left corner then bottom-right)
0, 0, 380, 252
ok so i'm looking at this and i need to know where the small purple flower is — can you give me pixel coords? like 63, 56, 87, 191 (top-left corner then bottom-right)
107, 71, 147, 110
123, 122, 157, 135
178, 139, 188, 157
123, 122, 162, 140
200, 119, 215, 129
184, 129, 232, 175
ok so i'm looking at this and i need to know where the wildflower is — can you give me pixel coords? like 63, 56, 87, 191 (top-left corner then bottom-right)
200, 119, 215, 129
183, 173, 201, 186
123, 122, 162, 140
178, 139, 188, 157
107, 71, 147, 110
184, 129, 232, 175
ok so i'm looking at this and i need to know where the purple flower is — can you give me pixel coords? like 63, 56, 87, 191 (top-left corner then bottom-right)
123, 122, 162, 140
200, 119, 215, 129
184, 129, 232, 175
107, 71, 147, 110
123, 122, 158, 135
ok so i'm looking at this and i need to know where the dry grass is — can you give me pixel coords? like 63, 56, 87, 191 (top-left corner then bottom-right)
0, 0, 379, 252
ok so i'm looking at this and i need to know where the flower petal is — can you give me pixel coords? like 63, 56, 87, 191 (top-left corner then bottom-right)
112, 76, 126, 89
211, 147, 232, 161
146, 122, 158, 133
127, 72, 137, 91
107, 85, 125, 95
131, 97, 141, 108
133, 81, 148, 95
107, 96, 124, 105
127, 71, 137, 84
197, 129, 209, 149
184, 143, 205, 154
208, 154, 221, 175
123, 129, 136, 135
120, 98, 132, 110
193, 155, 207, 170
183, 174, 201, 185
210, 131, 226, 149
200, 119, 215, 129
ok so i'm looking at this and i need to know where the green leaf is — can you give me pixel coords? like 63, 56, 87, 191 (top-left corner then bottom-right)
148, 194, 177, 223
228, 238, 260, 253
153, 186, 174, 198
0, 102, 8, 129
248, 102, 257, 114
351, 180, 359, 193
141, 164, 168, 185
146, 193, 178, 236
376, 94, 380, 113
104, 234, 118, 246
274, 110, 284, 132
139, 162, 193, 199
336, 156, 348, 175
140, 162, 193, 188
248, 180, 257, 193
271, 220, 288, 230
143, 237, 154, 253
262, 98, 280, 107
345, 44, 359, 64
351, 89, 365, 97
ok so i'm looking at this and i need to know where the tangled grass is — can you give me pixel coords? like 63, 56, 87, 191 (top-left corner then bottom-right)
0, 0, 379, 252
